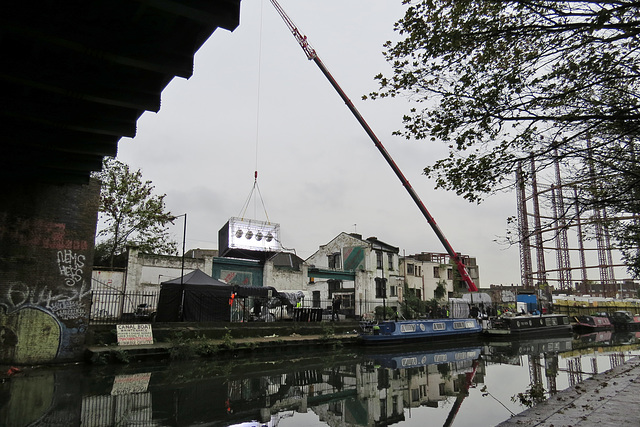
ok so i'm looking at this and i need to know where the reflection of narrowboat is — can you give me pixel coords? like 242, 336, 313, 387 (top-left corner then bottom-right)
366, 346, 482, 369
486, 336, 573, 358
359, 318, 482, 344
572, 314, 613, 333
573, 330, 613, 346
608, 311, 640, 330
484, 314, 572, 338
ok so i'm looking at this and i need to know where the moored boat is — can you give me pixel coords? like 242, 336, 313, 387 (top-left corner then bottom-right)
359, 318, 482, 344
484, 314, 572, 338
571, 314, 614, 333
608, 310, 640, 330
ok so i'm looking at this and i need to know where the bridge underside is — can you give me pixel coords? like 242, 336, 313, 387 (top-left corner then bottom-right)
0, 0, 241, 364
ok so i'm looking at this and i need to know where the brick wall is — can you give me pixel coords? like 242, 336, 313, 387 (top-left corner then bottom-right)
0, 179, 100, 364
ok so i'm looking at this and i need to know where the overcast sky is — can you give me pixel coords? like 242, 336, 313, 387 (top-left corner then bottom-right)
115, 0, 539, 286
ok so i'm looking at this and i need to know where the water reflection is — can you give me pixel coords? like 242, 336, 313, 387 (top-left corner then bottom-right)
1, 335, 639, 427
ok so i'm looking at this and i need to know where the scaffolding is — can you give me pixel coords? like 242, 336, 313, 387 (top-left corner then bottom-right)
515, 155, 631, 294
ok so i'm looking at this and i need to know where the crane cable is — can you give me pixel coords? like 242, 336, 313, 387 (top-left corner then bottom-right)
239, 0, 271, 224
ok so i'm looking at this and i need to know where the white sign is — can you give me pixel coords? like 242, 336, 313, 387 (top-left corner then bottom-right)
111, 372, 152, 395
116, 324, 153, 346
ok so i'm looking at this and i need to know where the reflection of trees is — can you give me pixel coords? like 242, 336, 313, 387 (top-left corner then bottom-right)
437, 364, 451, 381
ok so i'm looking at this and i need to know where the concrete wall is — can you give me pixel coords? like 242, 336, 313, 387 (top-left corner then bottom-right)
0, 179, 100, 364
264, 262, 309, 291
92, 270, 125, 292
124, 247, 213, 293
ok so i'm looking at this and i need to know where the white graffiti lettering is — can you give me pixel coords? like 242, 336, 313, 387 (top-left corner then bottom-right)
50, 300, 86, 320
57, 250, 85, 286
2, 280, 91, 318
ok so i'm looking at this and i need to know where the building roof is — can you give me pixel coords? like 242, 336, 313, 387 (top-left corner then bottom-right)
2, 0, 241, 184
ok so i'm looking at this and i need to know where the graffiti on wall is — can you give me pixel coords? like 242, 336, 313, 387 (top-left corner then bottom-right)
57, 249, 85, 286
0, 217, 92, 363
0, 217, 89, 251
221, 270, 253, 286
343, 246, 366, 271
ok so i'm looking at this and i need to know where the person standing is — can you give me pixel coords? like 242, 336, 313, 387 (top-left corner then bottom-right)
332, 295, 341, 321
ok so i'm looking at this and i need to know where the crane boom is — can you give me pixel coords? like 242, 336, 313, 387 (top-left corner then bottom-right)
270, 0, 478, 292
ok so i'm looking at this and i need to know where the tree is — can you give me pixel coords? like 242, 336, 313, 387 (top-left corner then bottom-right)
370, 1, 640, 275
434, 280, 447, 301
94, 157, 177, 267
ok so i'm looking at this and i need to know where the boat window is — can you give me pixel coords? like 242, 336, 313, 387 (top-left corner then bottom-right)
465, 321, 476, 328
402, 357, 418, 367
434, 354, 447, 363
400, 324, 417, 333
453, 321, 466, 329
432, 322, 446, 331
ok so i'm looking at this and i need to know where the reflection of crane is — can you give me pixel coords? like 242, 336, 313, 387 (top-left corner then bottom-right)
269, 0, 478, 292
442, 359, 480, 427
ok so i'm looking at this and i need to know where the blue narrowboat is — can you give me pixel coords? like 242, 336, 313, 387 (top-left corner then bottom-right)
359, 318, 482, 344
366, 345, 483, 369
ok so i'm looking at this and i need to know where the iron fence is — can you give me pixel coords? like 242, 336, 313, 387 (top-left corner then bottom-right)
89, 291, 376, 324
90, 290, 160, 325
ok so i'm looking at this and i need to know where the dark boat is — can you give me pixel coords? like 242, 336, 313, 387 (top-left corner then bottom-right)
484, 314, 572, 338
571, 314, 614, 333
359, 318, 482, 344
607, 310, 640, 330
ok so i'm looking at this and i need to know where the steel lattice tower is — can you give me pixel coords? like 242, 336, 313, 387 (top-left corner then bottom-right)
553, 153, 572, 289
516, 161, 533, 288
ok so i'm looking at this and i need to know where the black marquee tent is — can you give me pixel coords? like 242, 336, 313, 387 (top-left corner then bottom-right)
155, 269, 279, 322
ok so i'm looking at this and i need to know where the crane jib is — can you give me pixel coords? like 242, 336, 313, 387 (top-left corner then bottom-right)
269, 0, 478, 292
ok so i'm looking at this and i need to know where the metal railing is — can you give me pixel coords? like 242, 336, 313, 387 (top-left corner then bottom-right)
90, 290, 160, 325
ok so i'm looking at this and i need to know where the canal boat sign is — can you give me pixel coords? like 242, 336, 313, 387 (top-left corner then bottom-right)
484, 314, 572, 338
359, 318, 482, 344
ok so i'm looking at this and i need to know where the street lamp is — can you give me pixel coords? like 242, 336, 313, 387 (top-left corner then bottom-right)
172, 213, 187, 320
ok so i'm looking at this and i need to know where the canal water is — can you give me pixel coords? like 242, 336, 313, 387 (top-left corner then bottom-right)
2, 331, 639, 427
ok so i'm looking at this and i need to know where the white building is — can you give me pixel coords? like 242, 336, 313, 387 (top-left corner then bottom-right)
306, 233, 402, 318
400, 252, 481, 301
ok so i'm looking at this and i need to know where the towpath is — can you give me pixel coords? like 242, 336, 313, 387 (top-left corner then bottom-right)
497, 356, 640, 426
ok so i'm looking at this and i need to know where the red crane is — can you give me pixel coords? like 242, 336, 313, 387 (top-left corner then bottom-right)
270, 0, 478, 292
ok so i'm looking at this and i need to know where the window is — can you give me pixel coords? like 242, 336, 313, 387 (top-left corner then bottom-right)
415, 289, 421, 299
312, 291, 320, 308
433, 266, 440, 278
328, 279, 341, 292
375, 277, 387, 298
340, 293, 354, 309
390, 285, 397, 297
407, 263, 415, 275
415, 265, 422, 277
380, 398, 388, 418
392, 395, 399, 415
447, 269, 453, 280
376, 251, 383, 269
328, 252, 341, 269
388, 253, 394, 270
